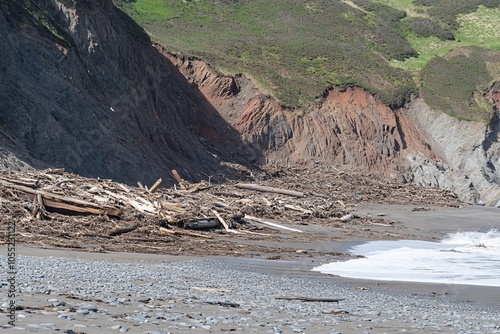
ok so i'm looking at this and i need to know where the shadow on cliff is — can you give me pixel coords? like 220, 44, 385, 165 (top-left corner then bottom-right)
0, 0, 263, 186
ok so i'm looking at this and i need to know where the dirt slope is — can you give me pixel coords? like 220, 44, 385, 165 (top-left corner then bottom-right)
0, 0, 258, 186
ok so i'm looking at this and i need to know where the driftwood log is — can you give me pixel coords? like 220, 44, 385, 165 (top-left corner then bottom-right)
159, 227, 213, 239
108, 225, 138, 236
0, 176, 40, 188
235, 183, 304, 197
0, 180, 122, 217
244, 215, 303, 233
148, 178, 163, 193
212, 210, 240, 234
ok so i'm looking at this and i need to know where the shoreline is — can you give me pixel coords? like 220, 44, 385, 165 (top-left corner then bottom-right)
1, 249, 499, 333
7, 240, 500, 309
1, 204, 500, 332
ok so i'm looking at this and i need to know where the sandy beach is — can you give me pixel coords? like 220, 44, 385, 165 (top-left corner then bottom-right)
1, 204, 499, 333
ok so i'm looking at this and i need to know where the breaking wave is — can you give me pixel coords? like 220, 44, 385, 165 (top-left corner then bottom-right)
313, 230, 500, 287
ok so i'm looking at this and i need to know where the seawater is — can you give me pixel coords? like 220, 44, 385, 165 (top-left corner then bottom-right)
313, 230, 500, 287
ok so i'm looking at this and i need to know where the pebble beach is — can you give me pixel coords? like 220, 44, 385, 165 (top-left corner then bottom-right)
1, 245, 499, 334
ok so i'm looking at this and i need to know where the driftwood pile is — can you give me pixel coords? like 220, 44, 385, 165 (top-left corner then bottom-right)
0, 165, 462, 255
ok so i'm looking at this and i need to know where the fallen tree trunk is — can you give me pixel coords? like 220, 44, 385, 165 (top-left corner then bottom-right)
0, 176, 40, 188
32, 193, 46, 219
1, 180, 122, 217
235, 183, 304, 197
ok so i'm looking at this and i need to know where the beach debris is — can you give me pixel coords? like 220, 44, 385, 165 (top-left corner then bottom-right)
244, 215, 304, 233
340, 213, 355, 222
206, 301, 240, 308
159, 227, 213, 239
276, 296, 345, 303
186, 218, 220, 230
108, 225, 138, 236
0, 163, 464, 255
284, 204, 313, 214
148, 178, 163, 193
0, 178, 122, 217
192, 287, 231, 293
235, 183, 304, 197
171, 169, 188, 189
212, 210, 240, 234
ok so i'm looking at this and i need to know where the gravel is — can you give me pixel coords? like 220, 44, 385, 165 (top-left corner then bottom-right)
1, 255, 499, 333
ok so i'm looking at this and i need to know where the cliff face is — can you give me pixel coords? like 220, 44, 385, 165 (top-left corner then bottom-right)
0, 0, 256, 185
408, 94, 500, 205
165, 50, 500, 205
165, 52, 435, 179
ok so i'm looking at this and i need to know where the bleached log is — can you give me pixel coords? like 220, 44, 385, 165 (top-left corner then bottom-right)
0, 176, 40, 188
244, 215, 303, 233
104, 190, 156, 214
1, 180, 121, 217
235, 183, 303, 197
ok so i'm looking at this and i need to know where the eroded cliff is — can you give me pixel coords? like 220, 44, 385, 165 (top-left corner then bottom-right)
164, 50, 500, 205
164, 51, 434, 178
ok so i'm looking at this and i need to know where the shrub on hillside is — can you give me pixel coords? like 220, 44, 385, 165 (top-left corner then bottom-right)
413, 0, 500, 32
421, 47, 495, 122
406, 17, 454, 40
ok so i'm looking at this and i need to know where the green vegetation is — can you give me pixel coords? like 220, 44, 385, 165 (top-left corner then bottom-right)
113, 0, 500, 120
421, 47, 497, 122
114, 0, 418, 109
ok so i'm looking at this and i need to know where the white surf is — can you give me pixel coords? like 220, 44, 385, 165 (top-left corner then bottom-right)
313, 230, 500, 287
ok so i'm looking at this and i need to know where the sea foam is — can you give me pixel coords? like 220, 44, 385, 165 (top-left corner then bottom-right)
313, 230, 500, 287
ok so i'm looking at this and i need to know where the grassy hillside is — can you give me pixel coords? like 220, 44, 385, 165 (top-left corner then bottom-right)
114, 0, 500, 119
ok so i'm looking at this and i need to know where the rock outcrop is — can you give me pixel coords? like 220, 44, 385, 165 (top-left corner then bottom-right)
2, 0, 500, 205
408, 95, 500, 205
